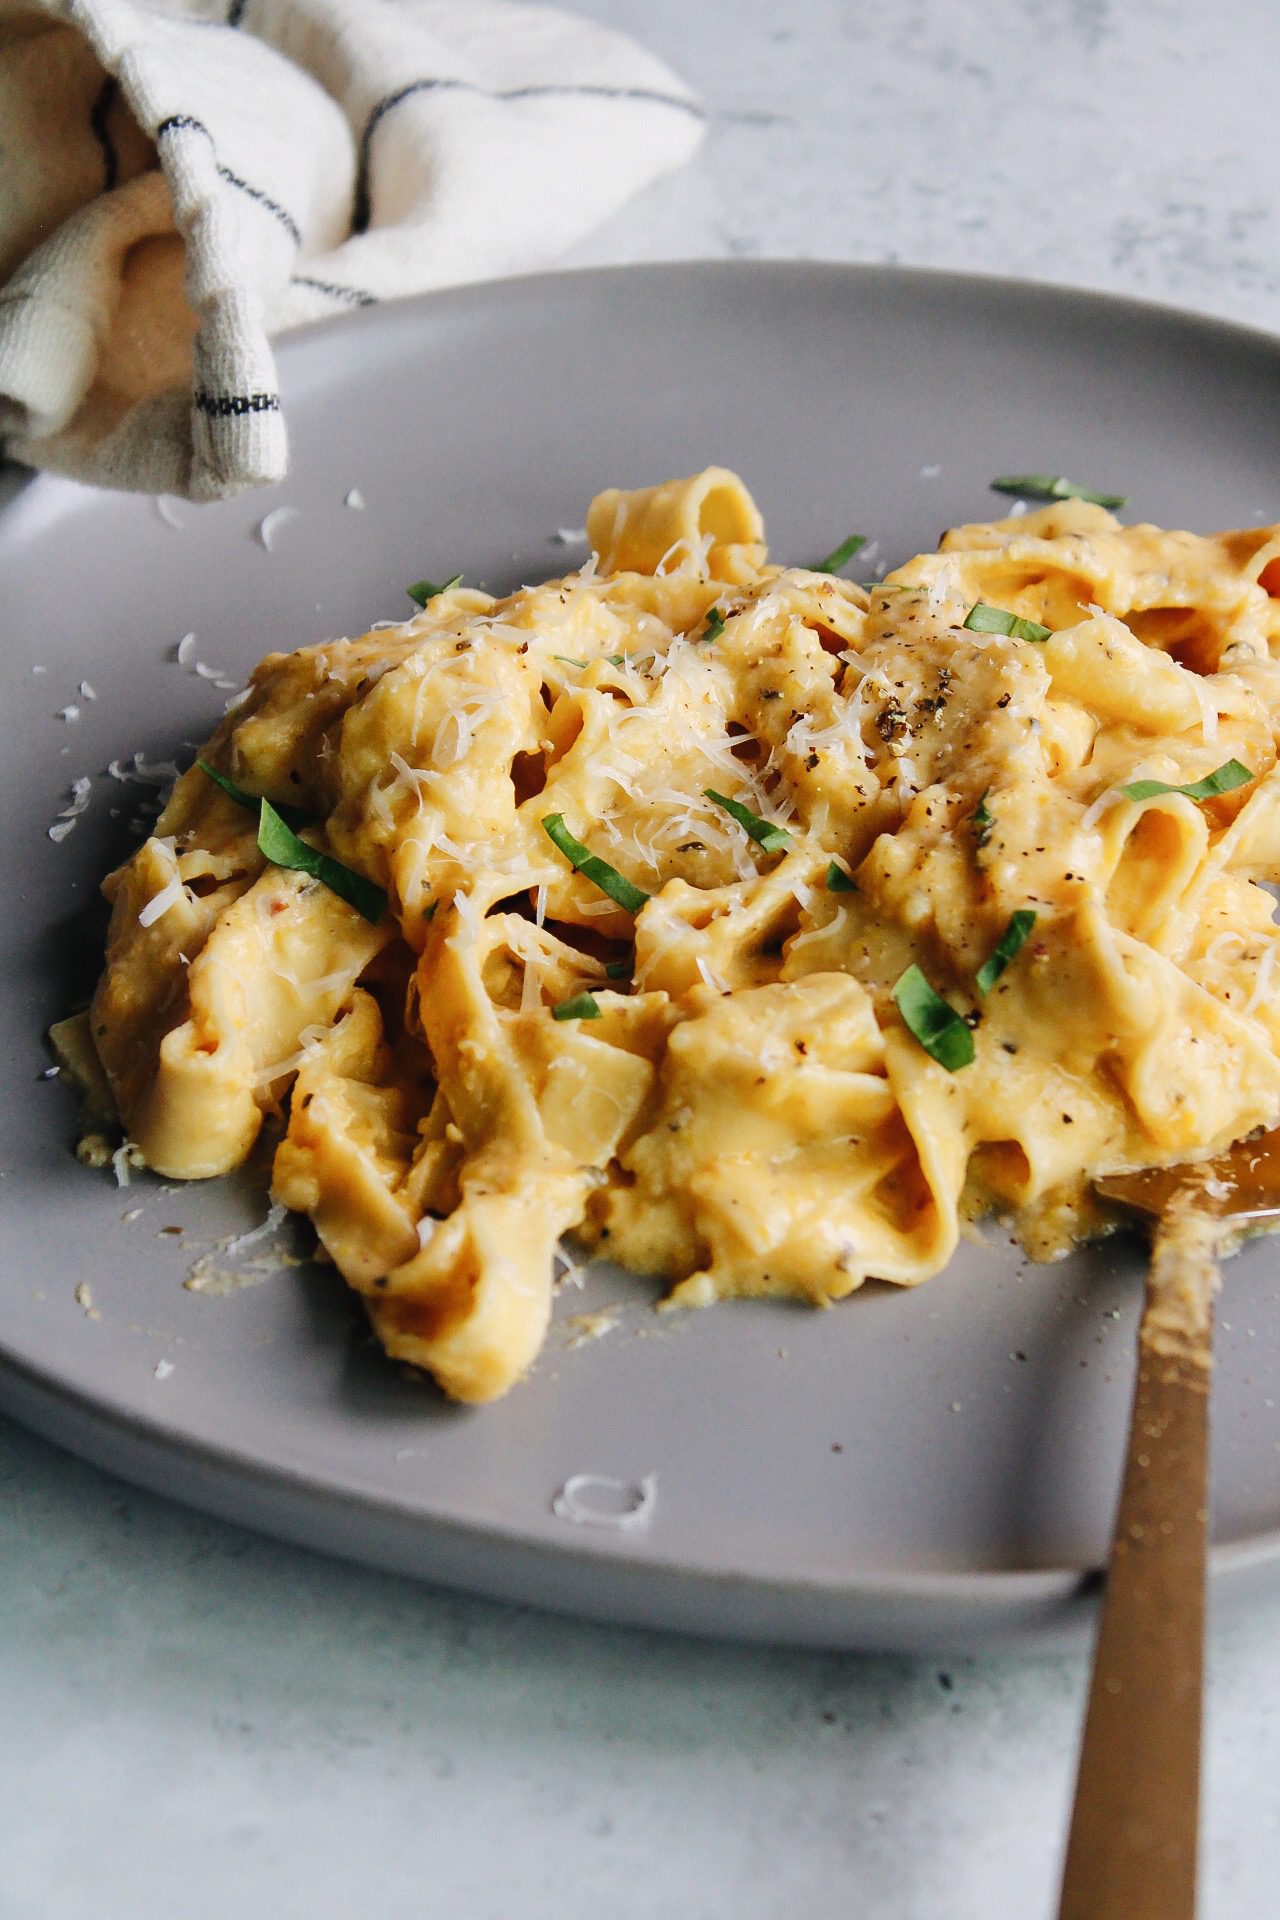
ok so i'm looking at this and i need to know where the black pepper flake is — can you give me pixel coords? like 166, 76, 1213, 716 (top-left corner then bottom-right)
996, 692, 1012, 709
875, 700, 910, 743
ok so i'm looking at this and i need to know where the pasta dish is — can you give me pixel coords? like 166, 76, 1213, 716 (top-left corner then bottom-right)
78, 468, 1280, 1401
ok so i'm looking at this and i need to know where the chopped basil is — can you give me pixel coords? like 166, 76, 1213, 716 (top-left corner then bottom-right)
551, 991, 601, 1022
541, 814, 650, 914
257, 799, 386, 923
604, 959, 630, 978
197, 758, 311, 830
825, 861, 857, 893
972, 789, 994, 847
892, 965, 975, 1071
406, 573, 463, 608
1120, 759, 1254, 804
704, 789, 792, 854
976, 909, 1037, 996
814, 532, 867, 575
606, 654, 627, 667
963, 603, 1051, 644
551, 654, 588, 669
702, 608, 726, 644
991, 475, 1127, 510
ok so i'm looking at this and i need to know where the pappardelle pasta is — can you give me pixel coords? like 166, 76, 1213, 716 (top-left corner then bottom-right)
81, 468, 1280, 1400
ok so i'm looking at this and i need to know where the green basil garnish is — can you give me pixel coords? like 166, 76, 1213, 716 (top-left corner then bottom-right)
976, 910, 1037, 997
551, 992, 602, 1022
814, 533, 867, 575
963, 603, 1051, 644
541, 814, 650, 915
972, 789, 994, 848
1119, 760, 1254, 804
406, 573, 462, 608
892, 965, 974, 1071
197, 758, 311, 831
257, 800, 386, 923
990, 475, 1126, 510
704, 789, 792, 855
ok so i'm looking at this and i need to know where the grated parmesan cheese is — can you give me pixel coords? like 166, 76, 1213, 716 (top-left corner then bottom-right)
1203, 931, 1249, 969
519, 948, 543, 1012
111, 1142, 144, 1187
1190, 674, 1220, 746
138, 876, 187, 928
1081, 787, 1127, 833
1245, 942, 1278, 1017
451, 889, 483, 948
553, 1241, 584, 1288
256, 506, 299, 552
551, 1472, 656, 1531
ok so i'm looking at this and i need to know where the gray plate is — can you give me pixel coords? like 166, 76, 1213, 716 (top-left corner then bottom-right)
3, 262, 1280, 1653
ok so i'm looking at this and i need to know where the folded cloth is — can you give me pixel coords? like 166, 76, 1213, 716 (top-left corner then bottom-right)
0, 0, 703, 499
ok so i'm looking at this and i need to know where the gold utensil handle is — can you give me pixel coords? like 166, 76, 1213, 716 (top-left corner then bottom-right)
1058, 1206, 1217, 1920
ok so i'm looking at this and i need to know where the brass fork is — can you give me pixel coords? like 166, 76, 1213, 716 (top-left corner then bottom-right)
1057, 1130, 1280, 1920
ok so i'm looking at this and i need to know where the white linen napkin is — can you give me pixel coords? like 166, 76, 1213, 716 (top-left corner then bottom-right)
0, 0, 703, 499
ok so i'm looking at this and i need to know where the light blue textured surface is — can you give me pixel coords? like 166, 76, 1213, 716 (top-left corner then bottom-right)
5, 3, 1280, 1914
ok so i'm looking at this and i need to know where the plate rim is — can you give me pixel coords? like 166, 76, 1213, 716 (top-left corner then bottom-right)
273, 250, 1280, 371
5, 255, 1280, 1647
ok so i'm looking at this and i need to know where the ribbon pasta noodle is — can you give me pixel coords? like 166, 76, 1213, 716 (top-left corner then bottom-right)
82, 470, 1280, 1401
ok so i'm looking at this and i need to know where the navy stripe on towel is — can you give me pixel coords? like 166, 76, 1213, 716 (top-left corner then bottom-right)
156, 116, 302, 246
352, 77, 705, 232
193, 390, 282, 418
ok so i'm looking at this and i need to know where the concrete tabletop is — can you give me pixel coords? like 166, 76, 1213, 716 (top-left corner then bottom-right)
4, 3, 1280, 1915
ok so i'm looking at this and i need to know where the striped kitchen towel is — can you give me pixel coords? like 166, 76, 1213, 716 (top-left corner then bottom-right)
0, 0, 703, 499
